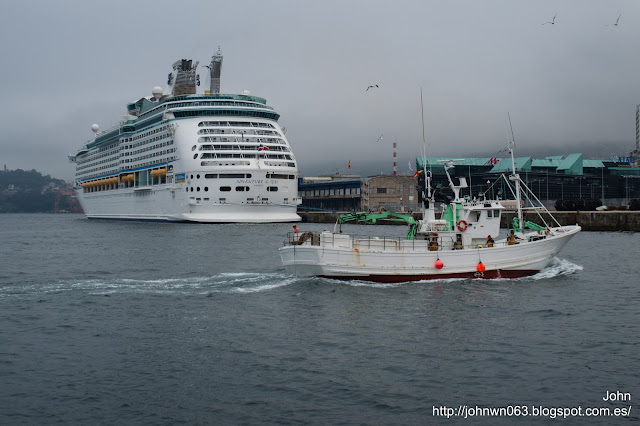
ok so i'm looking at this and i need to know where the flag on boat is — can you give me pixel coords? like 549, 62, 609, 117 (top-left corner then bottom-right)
412, 169, 424, 178
347, 160, 351, 169
258, 144, 269, 151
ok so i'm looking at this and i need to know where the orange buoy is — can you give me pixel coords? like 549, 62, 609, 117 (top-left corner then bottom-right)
477, 262, 486, 273
435, 259, 444, 269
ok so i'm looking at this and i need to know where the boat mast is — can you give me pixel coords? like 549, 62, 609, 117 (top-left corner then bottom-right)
420, 88, 432, 200
420, 88, 436, 223
507, 113, 524, 230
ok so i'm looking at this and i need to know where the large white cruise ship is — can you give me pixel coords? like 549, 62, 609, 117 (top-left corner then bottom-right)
69, 49, 301, 222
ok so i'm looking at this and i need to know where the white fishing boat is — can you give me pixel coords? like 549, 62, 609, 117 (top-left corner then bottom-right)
279, 140, 581, 282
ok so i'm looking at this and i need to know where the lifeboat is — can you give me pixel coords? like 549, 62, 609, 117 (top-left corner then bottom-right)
121, 174, 134, 182
150, 168, 166, 178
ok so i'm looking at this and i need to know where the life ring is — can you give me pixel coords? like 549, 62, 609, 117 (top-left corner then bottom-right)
457, 220, 468, 232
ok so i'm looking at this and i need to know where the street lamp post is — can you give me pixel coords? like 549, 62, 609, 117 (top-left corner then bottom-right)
579, 177, 582, 199
546, 170, 549, 207
601, 166, 605, 204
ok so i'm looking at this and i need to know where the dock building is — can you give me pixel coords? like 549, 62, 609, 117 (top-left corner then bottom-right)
298, 153, 640, 212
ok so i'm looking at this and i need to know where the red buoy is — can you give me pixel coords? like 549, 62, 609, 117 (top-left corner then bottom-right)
435, 259, 444, 269
477, 262, 486, 273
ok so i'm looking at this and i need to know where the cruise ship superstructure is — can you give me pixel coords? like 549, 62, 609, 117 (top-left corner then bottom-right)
69, 49, 301, 222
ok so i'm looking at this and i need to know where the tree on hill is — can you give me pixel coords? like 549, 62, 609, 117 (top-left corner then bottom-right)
0, 168, 70, 212
0, 168, 66, 190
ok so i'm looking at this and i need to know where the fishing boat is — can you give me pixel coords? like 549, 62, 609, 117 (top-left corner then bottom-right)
279, 140, 581, 282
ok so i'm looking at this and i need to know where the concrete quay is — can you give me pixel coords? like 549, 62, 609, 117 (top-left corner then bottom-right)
298, 210, 640, 232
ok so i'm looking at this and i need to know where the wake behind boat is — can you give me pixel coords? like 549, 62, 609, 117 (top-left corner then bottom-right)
279, 141, 580, 282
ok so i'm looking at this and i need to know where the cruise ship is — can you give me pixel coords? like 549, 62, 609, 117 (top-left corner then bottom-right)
69, 49, 301, 222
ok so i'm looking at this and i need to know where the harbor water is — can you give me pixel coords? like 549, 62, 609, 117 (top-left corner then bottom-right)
0, 214, 637, 424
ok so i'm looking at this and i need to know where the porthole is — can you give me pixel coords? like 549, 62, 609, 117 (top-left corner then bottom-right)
220, 186, 231, 192
193, 154, 198, 159
197, 187, 201, 192
191, 145, 197, 151
204, 187, 209, 192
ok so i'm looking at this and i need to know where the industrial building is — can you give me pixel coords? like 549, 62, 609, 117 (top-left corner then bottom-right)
298, 153, 640, 212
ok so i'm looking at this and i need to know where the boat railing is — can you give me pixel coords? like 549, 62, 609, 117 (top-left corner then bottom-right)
285, 231, 321, 246
283, 231, 550, 251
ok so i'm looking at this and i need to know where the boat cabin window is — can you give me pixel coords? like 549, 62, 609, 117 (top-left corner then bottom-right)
220, 186, 231, 192
487, 210, 493, 218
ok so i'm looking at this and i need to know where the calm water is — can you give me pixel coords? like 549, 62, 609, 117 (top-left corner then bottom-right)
0, 214, 637, 424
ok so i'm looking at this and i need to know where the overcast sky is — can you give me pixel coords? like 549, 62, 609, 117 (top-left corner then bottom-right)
1, 0, 639, 181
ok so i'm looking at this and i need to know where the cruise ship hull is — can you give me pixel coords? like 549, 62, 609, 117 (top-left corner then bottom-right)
77, 168, 301, 223
78, 189, 300, 222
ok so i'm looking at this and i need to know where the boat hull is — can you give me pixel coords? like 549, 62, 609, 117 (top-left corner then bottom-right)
77, 185, 301, 223
279, 225, 580, 282
316, 269, 539, 283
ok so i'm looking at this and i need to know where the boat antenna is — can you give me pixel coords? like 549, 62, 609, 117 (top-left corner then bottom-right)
508, 112, 516, 148
507, 112, 524, 231
420, 87, 432, 200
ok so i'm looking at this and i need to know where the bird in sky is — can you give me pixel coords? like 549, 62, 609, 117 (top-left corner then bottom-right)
605, 14, 622, 27
542, 14, 557, 25
366, 84, 379, 91
376, 134, 383, 143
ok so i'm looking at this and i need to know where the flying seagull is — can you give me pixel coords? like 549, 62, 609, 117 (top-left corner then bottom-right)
605, 14, 622, 27
366, 84, 379, 91
376, 134, 383, 143
542, 14, 556, 25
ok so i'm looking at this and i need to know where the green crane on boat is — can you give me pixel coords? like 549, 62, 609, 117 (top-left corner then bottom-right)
337, 211, 418, 240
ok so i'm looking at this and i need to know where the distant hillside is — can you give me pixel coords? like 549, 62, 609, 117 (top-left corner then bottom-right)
0, 169, 76, 213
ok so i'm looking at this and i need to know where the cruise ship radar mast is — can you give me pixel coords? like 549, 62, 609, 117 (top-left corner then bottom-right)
208, 47, 223, 94
169, 59, 199, 96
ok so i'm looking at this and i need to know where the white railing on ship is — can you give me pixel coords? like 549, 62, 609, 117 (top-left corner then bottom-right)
284, 231, 554, 251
